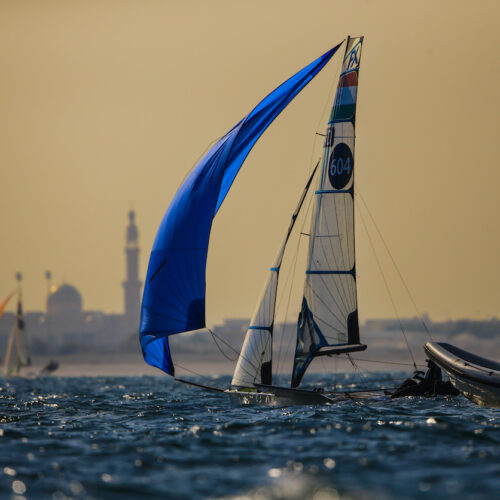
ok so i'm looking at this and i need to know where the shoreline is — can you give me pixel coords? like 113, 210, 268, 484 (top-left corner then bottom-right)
19, 351, 420, 378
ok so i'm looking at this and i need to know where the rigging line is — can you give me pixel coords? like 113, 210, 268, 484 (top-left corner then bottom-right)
308, 44, 345, 175
309, 198, 351, 319
356, 203, 418, 370
280, 180, 325, 340
277, 187, 319, 376
356, 187, 434, 342
347, 353, 368, 380
175, 378, 226, 393
318, 196, 352, 316
342, 183, 357, 310
274, 236, 302, 376
268, 159, 319, 376
208, 329, 239, 362
175, 363, 224, 391
333, 375, 413, 386
345, 354, 371, 396
348, 357, 426, 368
274, 183, 316, 375
207, 329, 260, 382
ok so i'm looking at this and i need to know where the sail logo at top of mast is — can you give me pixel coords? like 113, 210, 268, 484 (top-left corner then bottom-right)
328, 143, 353, 189
345, 44, 361, 71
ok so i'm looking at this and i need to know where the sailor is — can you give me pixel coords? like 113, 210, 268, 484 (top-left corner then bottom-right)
390, 359, 459, 399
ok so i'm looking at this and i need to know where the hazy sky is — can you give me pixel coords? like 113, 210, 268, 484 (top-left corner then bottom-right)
1, 1, 499, 326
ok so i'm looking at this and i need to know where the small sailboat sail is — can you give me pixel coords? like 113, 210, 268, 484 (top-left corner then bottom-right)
4, 275, 31, 376
0, 290, 15, 324
140, 43, 343, 376
0, 290, 15, 365
231, 162, 320, 388
292, 36, 366, 388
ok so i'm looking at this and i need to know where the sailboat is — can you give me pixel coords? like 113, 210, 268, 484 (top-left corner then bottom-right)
3, 274, 31, 377
141, 36, 386, 404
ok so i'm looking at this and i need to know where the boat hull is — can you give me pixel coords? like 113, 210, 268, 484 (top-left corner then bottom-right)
425, 342, 500, 407
225, 385, 384, 407
226, 386, 343, 406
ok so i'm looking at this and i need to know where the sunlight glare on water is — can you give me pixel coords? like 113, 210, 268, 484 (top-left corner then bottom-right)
0, 374, 498, 499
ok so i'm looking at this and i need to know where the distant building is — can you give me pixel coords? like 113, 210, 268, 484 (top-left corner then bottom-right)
123, 210, 142, 328
0, 211, 142, 354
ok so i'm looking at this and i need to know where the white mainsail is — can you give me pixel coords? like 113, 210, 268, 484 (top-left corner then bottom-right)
292, 37, 366, 387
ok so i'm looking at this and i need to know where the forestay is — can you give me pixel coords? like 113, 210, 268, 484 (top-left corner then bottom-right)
140, 43, 342, 376
231, 163, 319, 388
292, 37, 366, 388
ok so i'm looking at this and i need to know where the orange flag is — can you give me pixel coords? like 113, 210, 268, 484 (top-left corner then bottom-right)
0, 290, 16, 322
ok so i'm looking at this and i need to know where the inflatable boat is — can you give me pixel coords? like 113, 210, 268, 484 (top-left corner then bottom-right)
424, 342, 500, 407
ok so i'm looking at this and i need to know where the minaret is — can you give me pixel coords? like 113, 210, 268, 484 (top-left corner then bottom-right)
123, 210, 142, 328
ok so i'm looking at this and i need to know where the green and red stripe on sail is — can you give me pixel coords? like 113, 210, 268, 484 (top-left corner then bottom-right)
329, 70, 358, 123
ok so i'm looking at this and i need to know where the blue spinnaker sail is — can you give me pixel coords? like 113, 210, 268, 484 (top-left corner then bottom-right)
140, 43, 342, 376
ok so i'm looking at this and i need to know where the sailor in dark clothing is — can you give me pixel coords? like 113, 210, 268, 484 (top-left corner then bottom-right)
390, 359, 459, 399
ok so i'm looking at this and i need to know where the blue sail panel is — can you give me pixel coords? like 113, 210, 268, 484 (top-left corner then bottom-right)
140, 43, 342, 376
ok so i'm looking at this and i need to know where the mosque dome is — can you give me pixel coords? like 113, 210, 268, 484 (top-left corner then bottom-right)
47, 283, 83, 318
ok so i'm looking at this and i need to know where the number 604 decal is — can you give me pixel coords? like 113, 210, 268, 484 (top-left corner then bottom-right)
328, 142, 354, 189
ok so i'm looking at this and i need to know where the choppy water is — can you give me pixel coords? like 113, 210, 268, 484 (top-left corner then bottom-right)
0, 373, 499, 499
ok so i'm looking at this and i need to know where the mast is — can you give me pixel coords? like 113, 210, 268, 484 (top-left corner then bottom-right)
231, 162, 319, 388
291, 36, 366, 388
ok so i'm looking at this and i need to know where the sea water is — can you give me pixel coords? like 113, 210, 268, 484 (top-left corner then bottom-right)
0, 373, 498, 499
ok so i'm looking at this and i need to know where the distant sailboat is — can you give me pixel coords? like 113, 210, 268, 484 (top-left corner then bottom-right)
3, 274, 31, 377
140, 37, 404, 404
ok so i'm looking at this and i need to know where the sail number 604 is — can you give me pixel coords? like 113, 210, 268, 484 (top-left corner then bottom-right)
328, 142, 354, 190
330, 157, 352, 176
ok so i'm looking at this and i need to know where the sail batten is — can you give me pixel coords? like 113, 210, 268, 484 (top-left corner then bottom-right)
140, 43, 343, 376
292, 36, 364, 388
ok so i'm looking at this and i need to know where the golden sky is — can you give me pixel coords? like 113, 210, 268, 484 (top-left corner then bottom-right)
1, 0, 499, 326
